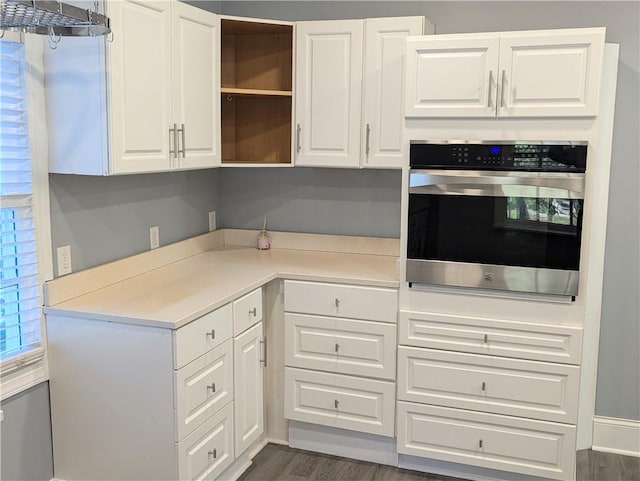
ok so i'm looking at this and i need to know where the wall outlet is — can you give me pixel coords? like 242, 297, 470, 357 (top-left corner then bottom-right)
208, 211, 216, 232
150, 226, 160, 249
57, 245, 72, 276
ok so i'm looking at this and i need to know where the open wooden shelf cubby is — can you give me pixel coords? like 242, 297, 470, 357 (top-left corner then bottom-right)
221, 19, 293, 164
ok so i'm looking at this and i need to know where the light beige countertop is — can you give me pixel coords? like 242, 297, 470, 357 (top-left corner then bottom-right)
44, 232, 399, 329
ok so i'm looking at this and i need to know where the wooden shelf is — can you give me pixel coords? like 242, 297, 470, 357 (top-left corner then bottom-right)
221, 87, 292, 97
221, 18, 294, 165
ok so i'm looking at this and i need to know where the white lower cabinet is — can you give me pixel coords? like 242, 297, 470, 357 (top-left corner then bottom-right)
283, 280, 398, 438
285, 313, 396, 379
48, 288, 265, 481
397, 402, 576, 481
396, 309, 583, 481
234, 321, 265, 456
175, 339, 234, 441
177, 402, 235, 481
398, 346, 580, 424
285, 367, 395, 436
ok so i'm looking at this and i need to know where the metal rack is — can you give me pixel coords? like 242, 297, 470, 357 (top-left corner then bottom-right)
1, 0, 110, 37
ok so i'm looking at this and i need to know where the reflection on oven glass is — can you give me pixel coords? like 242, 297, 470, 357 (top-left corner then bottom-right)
505, 198, 581, 227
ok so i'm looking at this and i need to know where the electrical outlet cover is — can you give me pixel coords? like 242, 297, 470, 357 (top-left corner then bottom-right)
57, 245, 72, 276
208, 211, 216, 232
150, 226, 160, 249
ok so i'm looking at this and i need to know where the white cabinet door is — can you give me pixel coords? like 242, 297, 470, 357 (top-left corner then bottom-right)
109, 0, 173, 174
233, 322, 264, 456
497, 29, 605, 117
397, 402, 576, 481
397, 346, 580, 424
362, 17, 423, 168
285, 313, 397, 380
405, 35, 499, 118
285, 367, 396, 436
172, 2, 221, 169
295, 20, 364, 167
177, 402, 234, 481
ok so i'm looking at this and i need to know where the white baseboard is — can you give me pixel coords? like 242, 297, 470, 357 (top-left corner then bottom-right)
593, 416, 640, 457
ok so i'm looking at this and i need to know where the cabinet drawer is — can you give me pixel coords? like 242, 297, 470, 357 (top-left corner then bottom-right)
398, 347, 579, 424
397, 402, 576, 481
284, 367, 395, 437
175, 340, 234, 441
399, 310, 582, 364
233, 288, 263, 336
285, 313, 396, 380
176, 402, 234, 481
284, 280, 397, 323
174, 304, 233, 369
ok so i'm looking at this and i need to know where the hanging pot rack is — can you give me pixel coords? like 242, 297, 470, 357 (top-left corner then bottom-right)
0, 0, 110, 37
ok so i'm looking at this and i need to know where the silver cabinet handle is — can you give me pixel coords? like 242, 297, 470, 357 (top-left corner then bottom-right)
365, 123, 371, 156
481, 381, 486, 392
260, 337, 267, 367
334, 298, 340, 308
178, 123, 185, 158
487, 71, 493, 107
208, 449, 217, 458
169, 125, 176, 158
250, 307, 257, 317
483, 334, 488, 344
207, 383, 216, 393
500, 70, 507, 107
334, 399, 339, 409
206, 329, 215, 339
172, 123, 178, 159
335, 343, 339, 353
296, 123, 302, 153
479, 439, 483, 449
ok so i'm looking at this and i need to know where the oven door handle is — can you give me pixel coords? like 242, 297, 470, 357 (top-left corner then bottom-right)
410, 183, 584, 199
409, 171, 585, 199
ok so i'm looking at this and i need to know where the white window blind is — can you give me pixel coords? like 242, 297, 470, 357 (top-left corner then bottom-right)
0, 38, 42, 366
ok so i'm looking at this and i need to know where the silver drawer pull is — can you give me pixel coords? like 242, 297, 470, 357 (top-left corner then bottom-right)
479, 439, 483, 449
334, 399, 339, 409
208, 449, 217, 458
250, 307, 257, 317
483, 334, 488, 344
335, 298, 340, 308
481, 381, 486, 392
206, 329, 215, 339
260, 338, 268, 367
335, 343, 339, 353
207, 383, 216, 393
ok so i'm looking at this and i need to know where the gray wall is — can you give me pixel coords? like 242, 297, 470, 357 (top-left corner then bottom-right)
0, 383, 53, 481
219, 168, 401, 237
217, 1, 640, 421
49, 169, 220, 275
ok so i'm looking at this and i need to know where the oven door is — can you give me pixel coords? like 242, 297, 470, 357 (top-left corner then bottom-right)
407, 170, 585, 296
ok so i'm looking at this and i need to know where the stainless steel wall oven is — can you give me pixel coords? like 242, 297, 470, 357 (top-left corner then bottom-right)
407, 141, 588, 297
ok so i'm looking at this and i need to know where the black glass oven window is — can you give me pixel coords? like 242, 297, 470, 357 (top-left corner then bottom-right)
407, 194, 583, 270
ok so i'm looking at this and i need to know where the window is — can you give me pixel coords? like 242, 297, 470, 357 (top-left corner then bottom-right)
0, 34, 51, 399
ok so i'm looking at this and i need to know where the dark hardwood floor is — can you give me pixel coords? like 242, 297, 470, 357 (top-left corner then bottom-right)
238, 443, 639, 481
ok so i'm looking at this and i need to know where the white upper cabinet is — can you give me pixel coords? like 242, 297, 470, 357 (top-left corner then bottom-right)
362, 17, 426, 168
295, 17, 427, 169
171, 2, 220, 170
405, 35, 499, 118
497, 30, 605, 117
109, 0, 173, 173
295, 20, 364, 168
46, 0, 220, 175
406, 28, 605, 118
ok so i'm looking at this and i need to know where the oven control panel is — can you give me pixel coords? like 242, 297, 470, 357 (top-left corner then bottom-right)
410, 142, 587, 172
